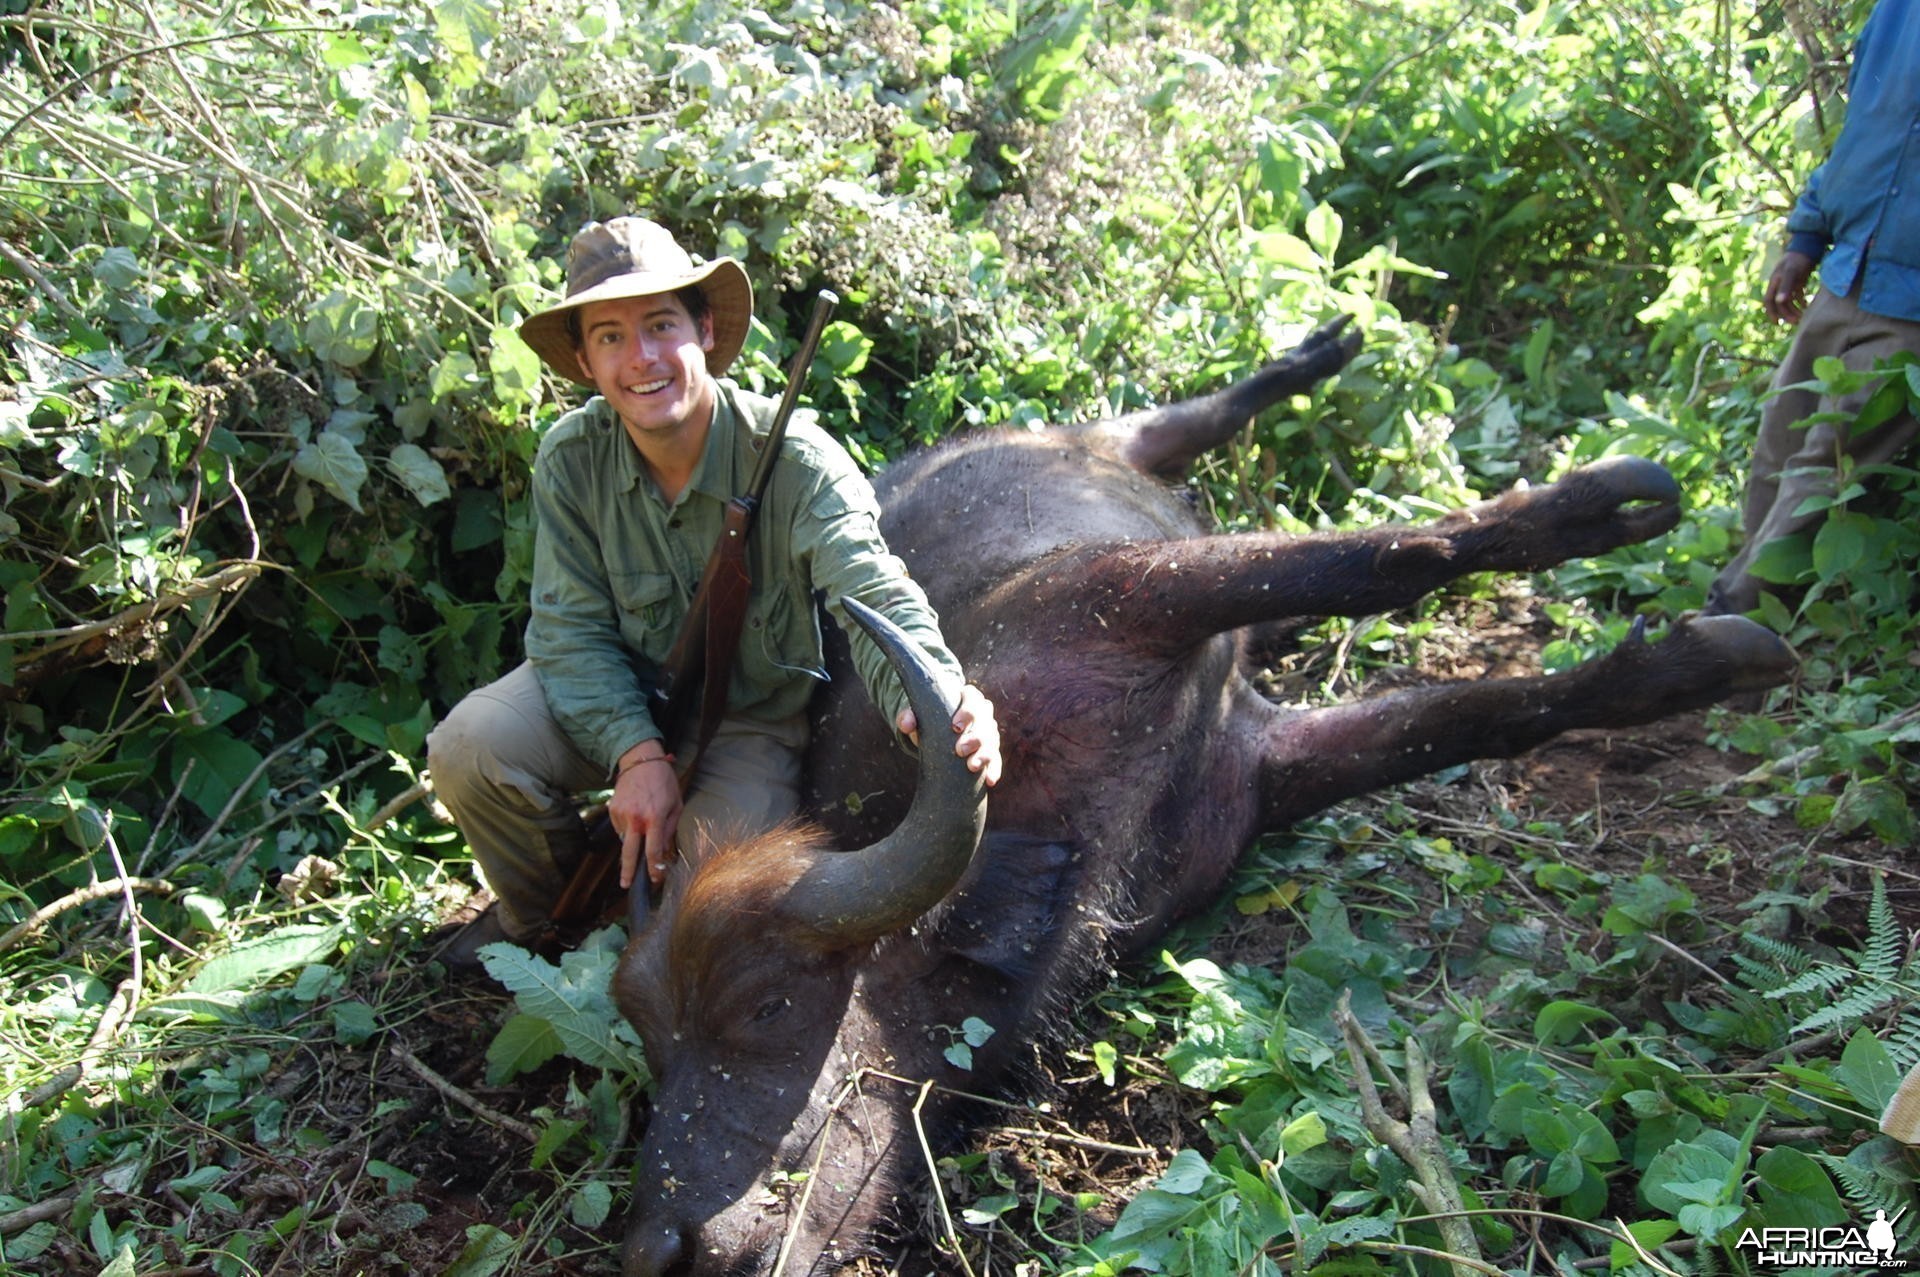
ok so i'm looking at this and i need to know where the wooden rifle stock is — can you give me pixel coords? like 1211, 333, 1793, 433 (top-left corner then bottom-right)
547, 289, 839, 930
648, 288, 839, 751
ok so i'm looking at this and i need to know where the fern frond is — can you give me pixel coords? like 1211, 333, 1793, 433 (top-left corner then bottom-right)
1860, 873, 1903, 982
1817, 1150, 1913, 1226
1769, 962, 1857, 1002
1738, 931, 1817, 978
1793, 981, 1897, 1035
1886, 1016, 1920, 1072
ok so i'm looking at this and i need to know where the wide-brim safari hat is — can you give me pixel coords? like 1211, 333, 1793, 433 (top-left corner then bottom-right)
519, 217, 753, 386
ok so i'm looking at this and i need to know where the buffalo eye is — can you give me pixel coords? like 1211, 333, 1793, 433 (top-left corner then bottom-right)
752, 995, 791, 1024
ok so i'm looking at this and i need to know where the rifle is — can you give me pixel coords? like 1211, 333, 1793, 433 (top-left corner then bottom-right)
547, 289, 839, 929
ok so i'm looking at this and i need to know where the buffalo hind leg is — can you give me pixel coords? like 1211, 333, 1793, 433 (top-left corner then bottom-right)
1083, 456, 1681, 654
1257, 615, 1795, 829
1063, 316, 1361, 479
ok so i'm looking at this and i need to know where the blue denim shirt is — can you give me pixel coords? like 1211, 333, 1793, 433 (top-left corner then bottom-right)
1786, 0, 1920, 321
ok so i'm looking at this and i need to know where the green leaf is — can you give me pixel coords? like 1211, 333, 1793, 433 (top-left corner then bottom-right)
532, 1118, 583, 1169
1834, 1028, 1900, 1112
485, 1012, 563, 1084
304, 290, 380, 366
478, 929, 648, 1080
1534, 999, 1614, 1045
1156, 1148, 1215, 1195
1251, 229, 1320, 271
1304, 202, 1343, 258
818, 322, 873, 376
430, 351, 483, 402
489, 326, 543, 398
570, 1180, 613, 1228
1810, 512, 1870, 579
1611, 1218, 1682, 1269
1642, 1137, 1735, 1214
1280, 1110, 1328, 1155
330, 1000, 378, 1045
434, 0, 499, 59
93, 247, 141, 291
443, 1223, 516, 1277
387, 443, 451, 506
293, 432, 370, 512
1753, 1146, 1846, 1230
185, 926, 345, 994
1675, 1200, 1744, 1242
170, 729, 268, 823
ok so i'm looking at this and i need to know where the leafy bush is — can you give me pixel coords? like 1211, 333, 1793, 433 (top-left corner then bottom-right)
2, 0, 1914, 1272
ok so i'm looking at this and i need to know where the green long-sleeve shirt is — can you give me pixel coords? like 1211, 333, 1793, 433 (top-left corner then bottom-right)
524, 380, 962, 771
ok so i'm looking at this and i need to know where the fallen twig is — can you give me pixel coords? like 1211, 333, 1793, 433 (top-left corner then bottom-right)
0, 1191, 79, 1236
1, 562, 260, 663
0, 877, 176, 954
391, 1041, 538, 1145
1333, 991, 1483, 1277
997, 1126, 1155, 1158
911, 1078, 979, 1277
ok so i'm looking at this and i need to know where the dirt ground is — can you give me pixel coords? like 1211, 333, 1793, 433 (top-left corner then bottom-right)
293, 595, 1905, 1277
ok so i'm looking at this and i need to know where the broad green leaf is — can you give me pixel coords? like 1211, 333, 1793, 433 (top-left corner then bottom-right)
170, 729, 268, 822
1811, 512, 1870, 578
478, 929, 648, 1080
387, 443, 451, 506
430, 351, 483, 401
185, 925, 345, 994
305, 290, 380, 366
1250, 230, 1319, 272
570, 1180, 613, 1228
1753, 1146, 1846, 1230
1833, 1028, 1901, 1111
485, 1011, 563, 1084
1157, 1148, 1216, 1195
443, 1223, 516, 1277
1304, 201, 1343, 257
322, 33, 370, 67
818, 322, 872, 376
434, 0, 499, 59
1279, 1110, 1328, 1155
488, 326, 542, 397
1642, 1137, 1734, 1214
1611, 1218, 1682, 1270
293, 432, 370, 512
93, 247, 141, 291
1534, 999, 1615, 1045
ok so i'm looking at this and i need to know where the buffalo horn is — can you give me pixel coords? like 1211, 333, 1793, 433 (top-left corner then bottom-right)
782, 597, 987, 942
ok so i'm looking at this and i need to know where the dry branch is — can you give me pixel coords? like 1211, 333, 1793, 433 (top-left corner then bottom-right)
0, 878, 177, 954
391, 1041, 538, 1144
1332, 990, 1483, 1277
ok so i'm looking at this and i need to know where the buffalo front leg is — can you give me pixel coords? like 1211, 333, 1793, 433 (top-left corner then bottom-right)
1256, 615, 1795, 829
1082, 456, 1683, 654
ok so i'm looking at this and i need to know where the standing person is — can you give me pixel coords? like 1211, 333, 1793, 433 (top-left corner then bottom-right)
1705, 0, 1920, 617
428, 217, 1002, 965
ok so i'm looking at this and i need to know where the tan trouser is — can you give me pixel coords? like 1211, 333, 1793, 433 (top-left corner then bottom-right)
1708, 286, 1920, 615
425, 662, 806, 939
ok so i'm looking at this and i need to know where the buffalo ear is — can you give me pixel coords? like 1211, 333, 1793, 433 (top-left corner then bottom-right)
929, 834, 1080, 987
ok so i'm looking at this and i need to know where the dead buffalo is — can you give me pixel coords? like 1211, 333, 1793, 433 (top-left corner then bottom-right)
611, 317, 1794, 1276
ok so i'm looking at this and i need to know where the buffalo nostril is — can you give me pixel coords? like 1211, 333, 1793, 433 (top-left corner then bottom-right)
624, 1222, 688, 1277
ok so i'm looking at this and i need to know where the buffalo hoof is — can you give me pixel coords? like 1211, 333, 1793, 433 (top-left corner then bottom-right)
1482, 455, 1682, 568
1673, 613, 1797, 693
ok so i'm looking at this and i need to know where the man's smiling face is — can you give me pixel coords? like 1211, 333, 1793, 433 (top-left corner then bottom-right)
573, 292, 718, 442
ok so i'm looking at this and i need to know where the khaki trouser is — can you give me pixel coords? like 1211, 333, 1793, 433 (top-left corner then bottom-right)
1707, 286, 1920, 615
426, 662, 806, 940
